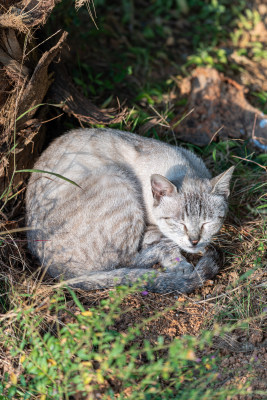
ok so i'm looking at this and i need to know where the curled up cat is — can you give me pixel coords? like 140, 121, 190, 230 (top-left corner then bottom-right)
26, 128, 234, 294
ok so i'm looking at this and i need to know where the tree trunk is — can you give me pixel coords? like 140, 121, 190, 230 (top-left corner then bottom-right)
0, 0, 126, 195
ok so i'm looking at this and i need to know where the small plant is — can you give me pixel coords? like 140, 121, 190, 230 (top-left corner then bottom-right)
0, 285, 251, 399
252, 91, 267, 113
0, 2, 265, 398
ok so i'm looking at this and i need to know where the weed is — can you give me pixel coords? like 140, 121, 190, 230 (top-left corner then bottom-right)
0, 1, 266, 398
1, 130, 265, 397
0, 285, 252, 399
251, 91, 267, 113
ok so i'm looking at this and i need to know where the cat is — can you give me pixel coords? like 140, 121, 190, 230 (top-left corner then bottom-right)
26, 128, 234, 293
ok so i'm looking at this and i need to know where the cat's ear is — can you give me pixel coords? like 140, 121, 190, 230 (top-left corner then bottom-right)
210, 166, 234, 197
151, 174, 177, 205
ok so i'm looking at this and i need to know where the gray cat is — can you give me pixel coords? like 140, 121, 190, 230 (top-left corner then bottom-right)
26, 128, 234, 293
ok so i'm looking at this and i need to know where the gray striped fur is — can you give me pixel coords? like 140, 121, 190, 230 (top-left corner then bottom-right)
26, 128, 234, 293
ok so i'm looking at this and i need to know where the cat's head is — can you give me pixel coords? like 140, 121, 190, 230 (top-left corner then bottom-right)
150, 167, 234, 254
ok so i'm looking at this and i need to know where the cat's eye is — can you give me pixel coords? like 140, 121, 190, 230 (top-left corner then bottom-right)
201, 222, 212, 230
162, 217, 174, 224
162, 218, 186, 229
179, 222, 187, 231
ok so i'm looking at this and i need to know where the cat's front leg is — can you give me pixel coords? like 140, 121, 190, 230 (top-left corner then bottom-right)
142, 225, 164, 248
140, 227, 194, 273
159, 240, 194, 274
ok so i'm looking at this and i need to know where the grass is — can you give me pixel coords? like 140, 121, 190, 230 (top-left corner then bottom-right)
0, 282, 259, 399
0, 0, 266, 398
0, 137, 266, 398
49, 0, 262, 107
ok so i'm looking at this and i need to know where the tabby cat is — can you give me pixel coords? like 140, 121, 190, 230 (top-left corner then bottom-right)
26, 128, 234, 293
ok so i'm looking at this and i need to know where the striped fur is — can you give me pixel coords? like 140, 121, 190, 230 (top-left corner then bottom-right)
26, 128, 234, 293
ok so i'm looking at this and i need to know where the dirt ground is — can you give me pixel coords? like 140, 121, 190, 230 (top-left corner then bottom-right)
47, 3, 267, 393
0, 1, 266, 398
46, 6, 267, 397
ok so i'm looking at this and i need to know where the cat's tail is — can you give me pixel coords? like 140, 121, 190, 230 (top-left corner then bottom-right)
59, 247, 222, 294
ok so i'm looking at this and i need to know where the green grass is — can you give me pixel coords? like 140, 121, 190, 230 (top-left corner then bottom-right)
0, 139, 265, 399
0, 284, 254, 400
46, 0, 267, 145
48, 0, 255, 108
1, 1, 266, 398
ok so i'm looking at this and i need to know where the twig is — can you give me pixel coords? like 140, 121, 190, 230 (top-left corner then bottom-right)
232, 155, 267, 172
41, 113, 64, 125
25, 30, 62, 57
208, 125, 224, 145
0, 227, 31, 235
149, 104, 178, 145
171, 108, 195, 129
195, 286, 243, 304
252, 113, 257, 141
195, 282, 267, 304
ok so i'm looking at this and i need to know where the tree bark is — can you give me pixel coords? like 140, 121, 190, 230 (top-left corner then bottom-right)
0, 1, 126, 194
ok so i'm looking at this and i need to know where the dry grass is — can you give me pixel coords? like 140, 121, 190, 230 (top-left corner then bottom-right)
0, 4, 266, 396
0, 137, 266, 398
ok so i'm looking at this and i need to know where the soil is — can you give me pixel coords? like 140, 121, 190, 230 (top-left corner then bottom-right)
0, 0, 266, 398
44, 9, 267, 397
173, 67, 267, 148
58, 257, 266, 399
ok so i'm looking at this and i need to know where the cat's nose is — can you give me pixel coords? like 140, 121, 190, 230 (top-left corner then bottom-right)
190, 239, 199, 246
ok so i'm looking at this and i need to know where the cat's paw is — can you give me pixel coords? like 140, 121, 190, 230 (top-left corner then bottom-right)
194, 245, 223, 277
162, 257, 194, 274
142, 226, 163, 248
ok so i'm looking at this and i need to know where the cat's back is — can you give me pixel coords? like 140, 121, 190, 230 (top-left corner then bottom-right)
26, 128, 211, 258
26, 128, 211, 216
26, 128, 152, 227
26, 128, 149, 269
28, 128, 155, 183
29, 128, 209, 181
